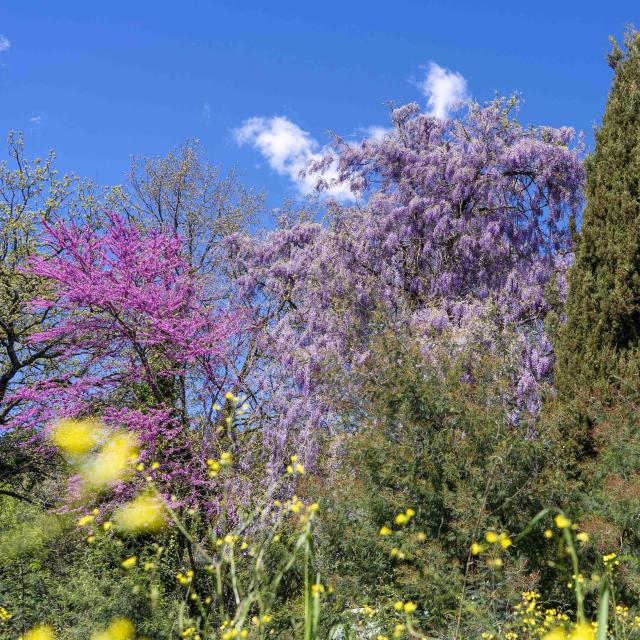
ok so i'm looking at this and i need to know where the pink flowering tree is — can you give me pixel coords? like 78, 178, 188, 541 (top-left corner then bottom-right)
8, 212, 245, 504
227, 97, 585, 461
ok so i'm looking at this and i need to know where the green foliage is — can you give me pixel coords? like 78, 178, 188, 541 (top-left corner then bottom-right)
313, 334, 573, 635
557, 29, 640, 395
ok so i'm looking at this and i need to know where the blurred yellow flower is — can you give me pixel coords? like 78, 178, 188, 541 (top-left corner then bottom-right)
499, 534, 513, 549
121, 556, 137, 569
22, 625, 56, 640
485, 531, 499, 544
471, 542, 483, 555
83, 433, 138, 488
403, 602, 417, 613
554, 514, 571, 529
77, 514, 95, 526
51, 418, 101, 456
90, 618, 135, 640
115, 492, 166, 533
568, 623, 594, 640
379, 526, 392, 536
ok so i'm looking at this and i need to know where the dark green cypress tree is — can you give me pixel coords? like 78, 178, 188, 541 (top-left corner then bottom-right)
556, 29, 640, 394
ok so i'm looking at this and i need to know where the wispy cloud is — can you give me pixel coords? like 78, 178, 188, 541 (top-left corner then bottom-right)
0, 35, 10, 53
362, 125, 389, 141
235, 62, 468, 198
201, 102, 211, 125
30, 115, 42, 125
233, 116, 354, 201
419, 62, 468, 118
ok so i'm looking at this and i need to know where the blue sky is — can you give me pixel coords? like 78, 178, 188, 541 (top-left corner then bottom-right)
0, 1, 637, 209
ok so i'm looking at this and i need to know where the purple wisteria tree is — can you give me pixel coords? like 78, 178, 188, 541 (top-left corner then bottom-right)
228, 97, 584, 461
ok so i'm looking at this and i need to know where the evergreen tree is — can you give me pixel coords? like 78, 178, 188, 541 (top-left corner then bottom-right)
557, 29, 640, 393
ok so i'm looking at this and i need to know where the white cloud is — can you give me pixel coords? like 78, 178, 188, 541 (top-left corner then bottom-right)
363, 125, 389, 141
233, 116, 354, 201
202, 102, 211, 125
0, 35, 10, 53
234, 63, 468, 199
419, 62, 468, 118
30, 115, 42, 125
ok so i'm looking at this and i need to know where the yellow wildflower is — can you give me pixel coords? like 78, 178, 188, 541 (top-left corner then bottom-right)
114, 492, 166, 533
394, 513, 409, 525
471, 542, 483, 556
485, 531, 499, 544
379, 526, 392, 536
568, 623, 594, 640
78, 514, 95, 526
393, 600, 404, 611
121, 556, 137, 569
83, 432, 138, 488
544, 529, 554, 539
499, 535, 513, 549
90, 618, 135, 640
576, 532, 589, 543
403, 602, 417, 613
51, 418, 101, 457
542, 626, 567, 640
22, 625, 56, 640
554, 514, 571, 529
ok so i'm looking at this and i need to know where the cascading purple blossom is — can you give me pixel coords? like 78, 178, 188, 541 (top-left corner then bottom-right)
228, 97, 585, 454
